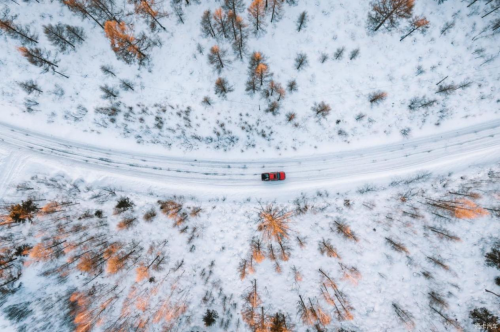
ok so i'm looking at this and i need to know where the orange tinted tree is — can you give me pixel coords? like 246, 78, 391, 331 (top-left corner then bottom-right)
104, 21, 147, 64
135, 0, 167, 32
368, 0, 414, 32
248, 0, 266, 35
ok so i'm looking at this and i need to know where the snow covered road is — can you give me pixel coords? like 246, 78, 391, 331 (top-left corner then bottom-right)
0, 120, 499, 197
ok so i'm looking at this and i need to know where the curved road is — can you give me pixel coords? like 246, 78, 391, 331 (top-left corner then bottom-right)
0, 120, 499, 195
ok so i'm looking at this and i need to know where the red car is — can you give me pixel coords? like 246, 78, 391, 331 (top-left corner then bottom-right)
261, 172, 286, 181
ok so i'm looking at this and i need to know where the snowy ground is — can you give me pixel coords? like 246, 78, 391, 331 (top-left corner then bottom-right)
0, 0, 499, 156
0, 152, 499, 331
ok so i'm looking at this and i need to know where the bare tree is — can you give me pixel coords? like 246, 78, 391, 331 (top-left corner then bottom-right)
257, 205, 292, 243
312, 101, 331, 118
369, 91, 387, 104
368, 0, 415, 32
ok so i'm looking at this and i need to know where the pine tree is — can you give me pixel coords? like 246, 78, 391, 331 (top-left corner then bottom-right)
104, 21, 149, 64
208, 45, 231, 73
223, 0, 245, 15
213, 8, 229, 38
248, 0, 267, 35
0, 9, 39, 45
17, 80, 43, 95
269, 0, 284, 22
368, 0, 415, 32
44, 24, 76, 52
202, 309, 219, 326
255, 63, 271, 87
65, 25, 86, 43
486, 246, 500, 270
400, 16, 429, 41
294, 52, 308, 70
201, 10, 217, 38
232, 13, 248, 60
18, 47, 63, 76
135, 0, 167, 32
296, 11, 308, 32
63, 0, 105, 29
214, 77, 233, 98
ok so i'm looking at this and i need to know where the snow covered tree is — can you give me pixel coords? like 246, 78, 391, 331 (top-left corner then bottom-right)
17, 80, 43, 95
18, 47, 61, 75
100, 64, 116, 77
368, 0, 414, 32
334, 47, 345, 60
63, 0, 105, 29
171, 0, 185, 24
201, 10, 217, 38
43, 24, 78, 52
88, 0, 121, 23
213, 8, 229, 38
208, 45, 231, 73
231, 12, 249, 60
0, 9, 38, 45
294, 52, 308, 70
486, 245, 500, 270
296, 11, 308, 31
269, 0, 284, 22
287, 79, 298, 92
100, 84, 120, 100
248, 0, 267, 35
65, 25, 86, 43
214, 77, 233, 98
223, 0, 245, 15
135, 0, 168, 32
349, 48, 360, 60
400, 16, 429, 41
